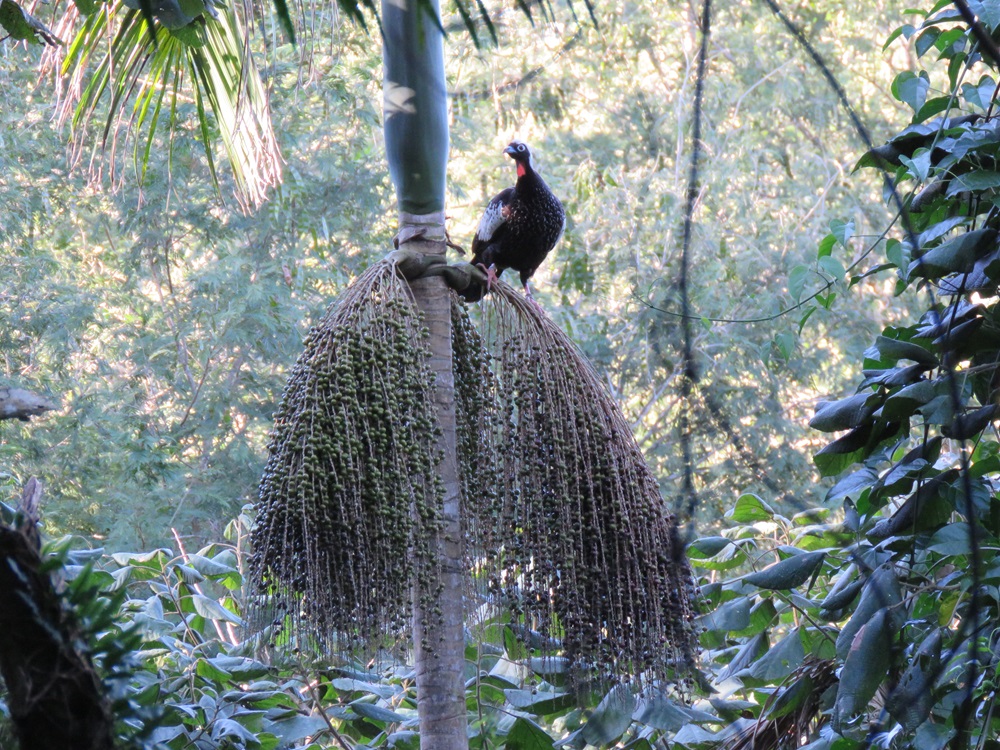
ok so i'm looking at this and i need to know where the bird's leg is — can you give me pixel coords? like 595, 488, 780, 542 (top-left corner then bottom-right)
476, 263, 500, 291
522, 279, 542, 307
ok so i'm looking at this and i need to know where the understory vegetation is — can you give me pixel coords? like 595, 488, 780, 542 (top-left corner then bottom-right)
5, 0, 1000, 747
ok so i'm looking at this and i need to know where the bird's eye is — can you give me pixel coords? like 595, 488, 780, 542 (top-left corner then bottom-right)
517, 144, 526, 152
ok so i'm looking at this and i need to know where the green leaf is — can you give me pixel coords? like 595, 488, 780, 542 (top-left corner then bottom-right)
774, 331, 796, 361
698, 597, 751, 633
687, 536, 733, 558
505, 717, 555, 750
833, 610, 890, 730
927, 522, 972, 555
733, 598, 777, 637
191, 594, 242, 624
816, 419, 906, 476
900, 149, 932, 182
504, 689, 575, 716
943, 403, 999, 439
350, 701, 407, 723
977, 0, 1000, 27
718, 632, 769, 681
0, 0, 61, 43
892, 70, 931, 112
908, 228, 998, 279
743, 551, 825, 590
885, 629, 942, 731
580, 686, 636, 747
633, 697, 693, 732
788, 265, 811, 301
947, 170, 1000, 195
961, 75, 996, 111
914, 96, 955, 123
818, 256, 846, 281
171, 563, 206, 584
810, 392, 877, 432
817, 234, 836, 259
881, 380, 937, 419
914, 722, 956, 750
820, 576, 863, 614
830, 219, 855, 247
826, 467, 878, 504
884, 23, 916, 50
747, 628, 805, 682
72, 0, 102, 15
727, 494, 774, 522
865, 335, 938, 366
836, 565, 901, 661
331, 679, 398, 699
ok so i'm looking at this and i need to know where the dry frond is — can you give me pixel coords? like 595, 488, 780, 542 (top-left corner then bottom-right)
723, 659, 837, 750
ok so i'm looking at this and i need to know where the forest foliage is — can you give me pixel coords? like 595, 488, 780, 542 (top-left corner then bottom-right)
5, 0, 1000, 747
3, 0, 913, 548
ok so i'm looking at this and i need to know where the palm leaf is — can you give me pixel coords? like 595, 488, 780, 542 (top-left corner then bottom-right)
55, 0, 280, 209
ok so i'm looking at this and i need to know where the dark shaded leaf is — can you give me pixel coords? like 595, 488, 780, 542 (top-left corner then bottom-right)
868, 468, 959, 539
350, 701, 407, 723
943, 403, 999, 439
880, 380, 937, 420
580, 686, 635, 746
743, 551, 825, 590
746, 628, 805, 682
814, 420, 906, 477
505, 717, 555, 749
810, 392, 878, 433
820, 576, 863, 615
698, 597, 751, 633
835, 565, 901, 661
687, 536, 733, 558
826, 467, 878, 503
864, 336, 938, 367
833, 610, 890, 730
504, 689, 575, 716
717, 632, 769, 682
884, 629, 942, 734
0, 0, 61, 44
927, 522, 973, 555
634, 696, 699, 731
907, 228, 998, 279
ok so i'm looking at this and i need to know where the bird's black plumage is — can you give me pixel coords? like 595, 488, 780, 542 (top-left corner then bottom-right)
471, 142, 565, 297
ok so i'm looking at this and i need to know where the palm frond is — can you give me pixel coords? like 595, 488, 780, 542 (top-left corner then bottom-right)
54, 0, 280, 209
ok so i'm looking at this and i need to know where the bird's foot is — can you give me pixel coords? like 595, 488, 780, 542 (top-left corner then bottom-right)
476, 263, 500, 292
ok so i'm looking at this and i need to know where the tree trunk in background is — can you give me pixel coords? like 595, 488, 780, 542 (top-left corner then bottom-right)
381, 2, 467, 749
0, 479, 115, 750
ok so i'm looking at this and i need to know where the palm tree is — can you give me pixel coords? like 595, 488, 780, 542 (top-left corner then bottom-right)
41, 1, 695, 748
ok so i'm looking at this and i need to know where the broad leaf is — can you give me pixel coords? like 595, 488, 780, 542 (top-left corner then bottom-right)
743, 551, 825, 590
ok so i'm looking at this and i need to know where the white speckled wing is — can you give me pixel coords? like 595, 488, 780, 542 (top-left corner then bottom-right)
475, 188, 513, 244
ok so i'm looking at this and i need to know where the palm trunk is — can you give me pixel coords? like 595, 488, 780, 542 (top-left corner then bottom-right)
408, 250, 467, 750
381, 3, 467, 749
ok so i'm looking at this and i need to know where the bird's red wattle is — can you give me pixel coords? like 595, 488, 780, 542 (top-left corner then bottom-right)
516, 163, 526, 178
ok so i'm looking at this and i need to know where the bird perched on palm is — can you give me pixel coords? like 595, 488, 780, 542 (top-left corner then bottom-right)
471, 142, 565, 300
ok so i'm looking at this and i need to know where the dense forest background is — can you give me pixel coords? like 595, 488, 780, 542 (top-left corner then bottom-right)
9, 0, 1000, 747
4, 0, 911, 549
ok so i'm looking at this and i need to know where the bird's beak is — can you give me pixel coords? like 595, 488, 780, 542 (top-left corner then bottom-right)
503, 145, 517, 157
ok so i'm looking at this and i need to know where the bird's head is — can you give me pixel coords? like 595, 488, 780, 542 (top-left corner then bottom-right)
504, 141, 533, 177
